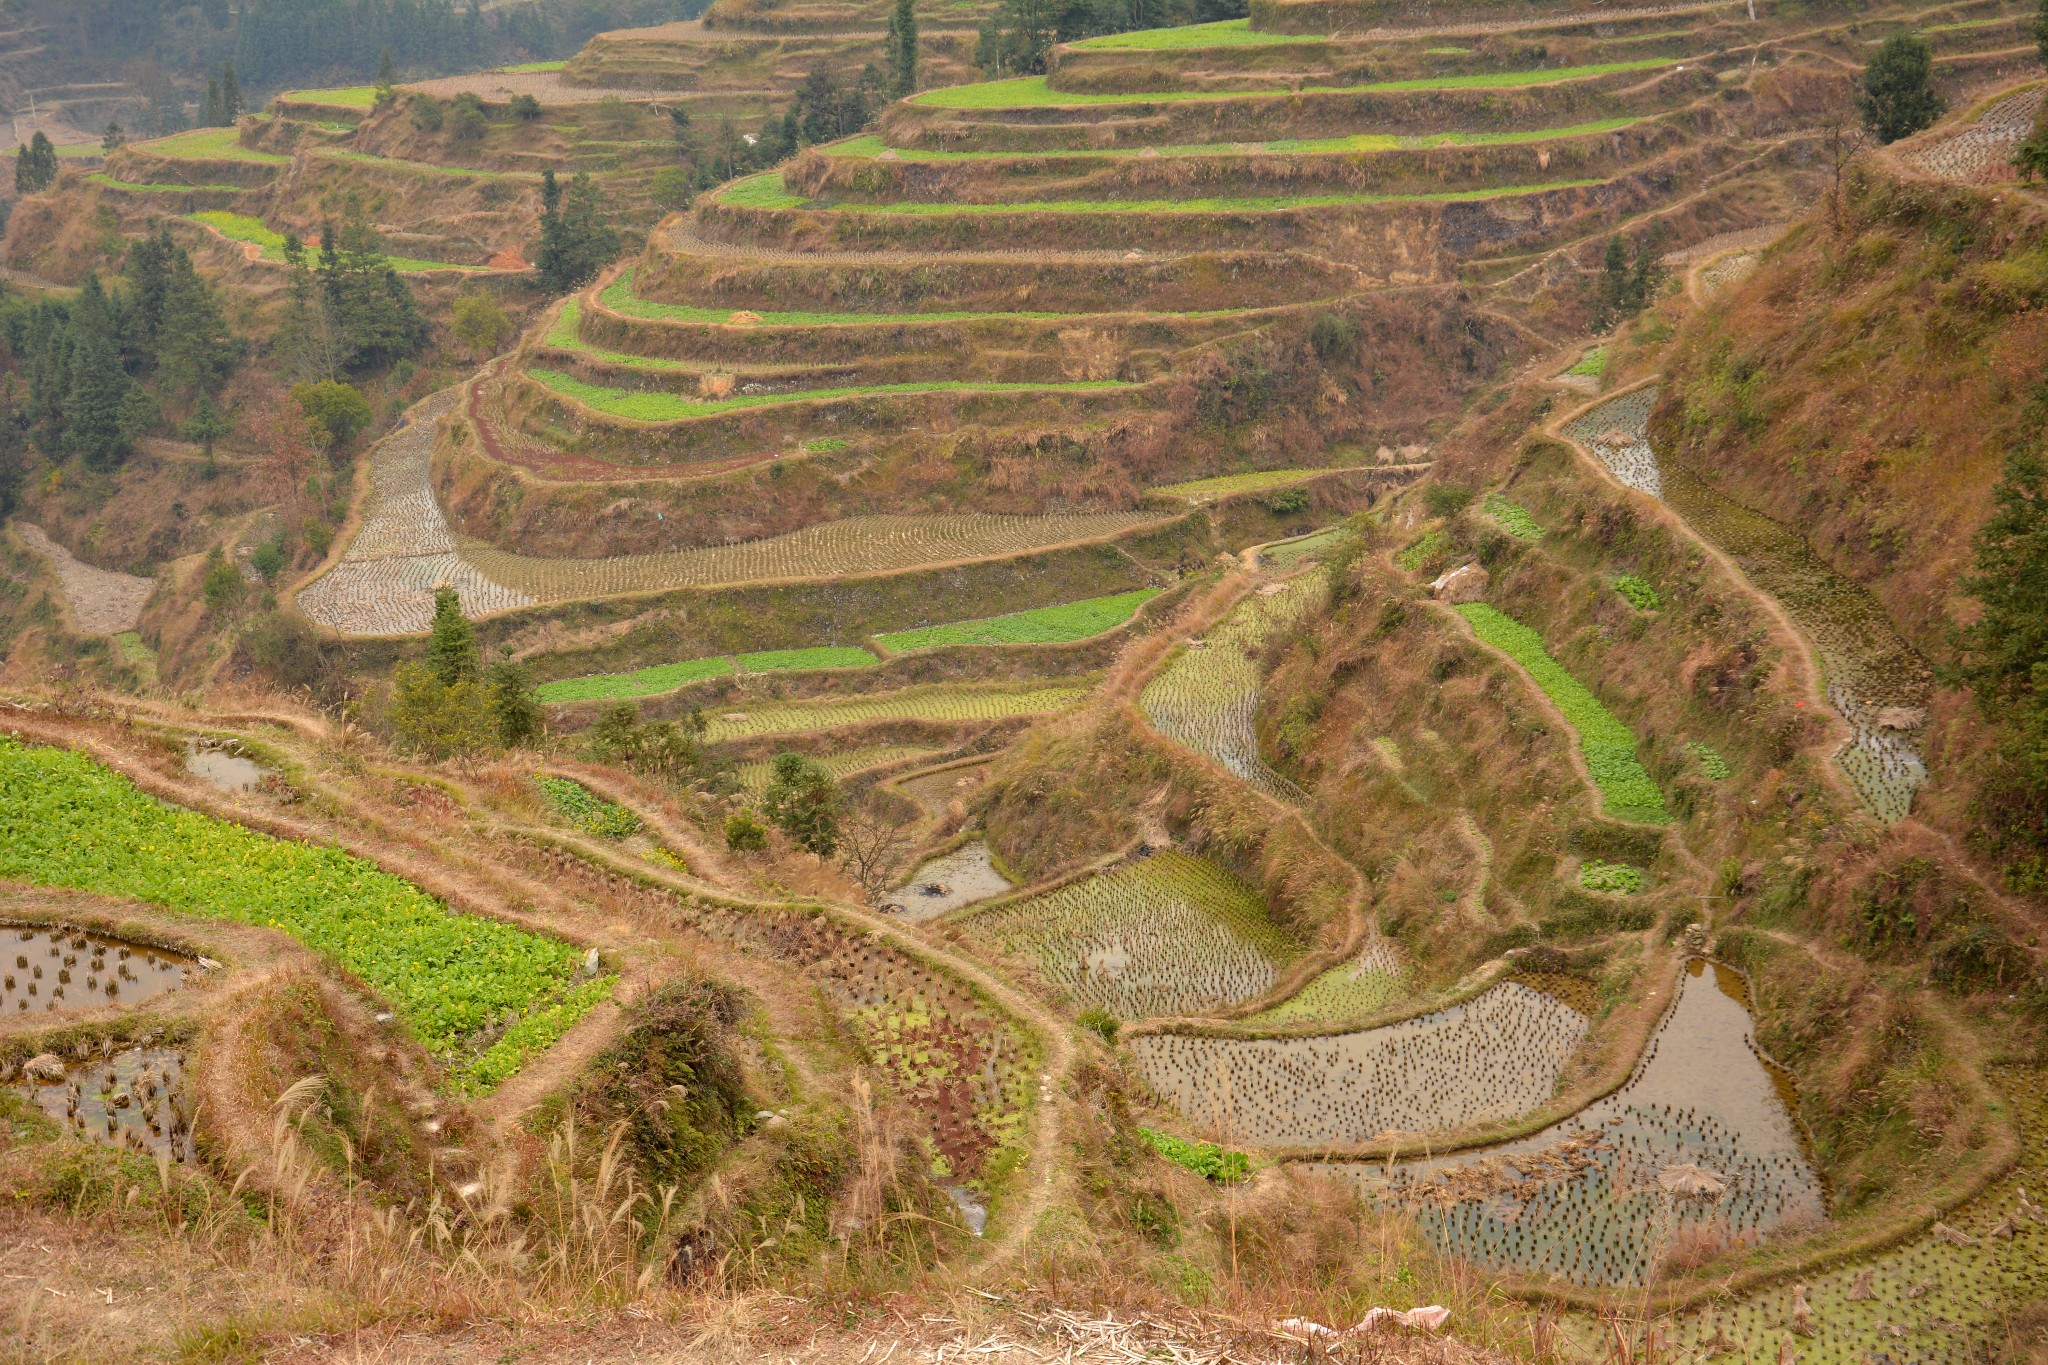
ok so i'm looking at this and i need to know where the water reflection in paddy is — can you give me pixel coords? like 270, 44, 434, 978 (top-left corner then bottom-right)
13, 1044, 195, 1161
1311, 959, 1823, 1288
883, 842, 1014, 923
183, 743, 269, 794
2, 924, 192, 1016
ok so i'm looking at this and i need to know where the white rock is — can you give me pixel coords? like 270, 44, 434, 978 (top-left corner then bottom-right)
1430, 563, 1489, 604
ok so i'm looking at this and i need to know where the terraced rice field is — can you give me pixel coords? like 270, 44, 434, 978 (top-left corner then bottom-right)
1347, 959, 1824, 1288
955, 850, 1303, 1020
734, 744, 942, 794
11, 1043, 195, 1162
1454, 604, 1667, 822
1241, 940, 1408, 1029
527, 365, 1132, 421
1069, 18, 1315, 47
297, 392, 534, 635
1562, 386, 1662, 495
1132, 980, 1589, 1146
832, 118, 1641, 160
700, 681, 1091, 742
1261, 525, 1354, 570
882, 842, 1015, 922
1139, 571, 1325, 802
318, 149, 536, 180
89, 174, 242, 193
1901, 85, 2042, 184
132, 127, 289, 164
720, 173, 1605, 215
465, 511, 1161, 601
277, 85, 381, 108
13, 523, 154, 635
536, 648, 878, 704
1563, 388, 1931, 821
909, 61, 1673, 107
189, 212, 488, 272
0, 738, 605, 1093
875, 589, 1159, 651
598, 270, 1257, 326
1664, 1062, 2048, 1363
1155, 467, 1367, 504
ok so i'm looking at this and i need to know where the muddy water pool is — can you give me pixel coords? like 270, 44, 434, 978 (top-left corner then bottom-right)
2, 924, 193, 1016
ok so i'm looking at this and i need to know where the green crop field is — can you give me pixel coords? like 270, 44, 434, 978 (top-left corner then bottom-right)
701, 681, 1091, 742
1155, 466, 1364, 503
956, 850, 1303, 1019
1566, 345, 1609, 376
1070, 18, 1315, 48
526, 366, 1132, 422
279, 85, 380, 108
599, 269, 1246, 327
719, 174, 1605, 216
537, 775, 644, 839
831, 118, 1640, 161
1484, 494, 1545, 541
1262, 525, 1354, 570
1244, 954, 1408, 1028
740, 646, 880, 671
537, 655, 735, 703
1454, 604, 1667, 822
188, 212, 489, 272
88, 173, 241, 193
0, 738, 606, 1092
910, 61, 1672, 108
500, 59, 568, 72
1612, 572, 1662, 611
875, 589, 1159, 651
131, 127, 290, 164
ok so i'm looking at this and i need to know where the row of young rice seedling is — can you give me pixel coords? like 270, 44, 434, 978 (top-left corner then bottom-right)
954, 850, 1304, 1021
1138, 570, 1327, 804
0, 738, 607, 1093
1131, 980, 1589, 1147
1342, 961, 1826, 1290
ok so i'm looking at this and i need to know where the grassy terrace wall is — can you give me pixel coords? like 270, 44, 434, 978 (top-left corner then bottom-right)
1248, 0, 1639, 33
788, 117, 1692, 202
634, 243, 1362, 312
691, 169, 1697, 268
878, 68, 1719, 150
571, 293, 1266, 372
496, 367, 1160, 464
561, 25, 980, 91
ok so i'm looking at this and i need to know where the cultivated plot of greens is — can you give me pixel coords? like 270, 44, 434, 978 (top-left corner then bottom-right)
830, 118, 1640, 160
537, 775, 644, 839
189, 212, 487, 272
0, 739, 605, 1092
1133, 980, 1589, 1146
956, 850, 1303, 1020
1242, 941, 1408, 1029
1484, 494, 1545, 541
1453, 603, 1668, 822
876, 589, 1159, 651
527, 366, 1131, 422
1155, 467, 1364, 503
1070, 18, 1315, 47
910, 61, 1673, 108
131, 126, 289, 163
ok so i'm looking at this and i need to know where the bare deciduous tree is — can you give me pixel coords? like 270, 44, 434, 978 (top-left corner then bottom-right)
837, 794, 914, 899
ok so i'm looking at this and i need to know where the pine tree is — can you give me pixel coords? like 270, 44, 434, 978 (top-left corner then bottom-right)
202, 77, 222, 127
427, 586, 480, 685
14, 133, 57, 195
220, 62, 243, 122
124, 228, 178, 358
64, 275, 140, 471
487, 658, 541, 747
182, 395, 231, 472
888, 0, 920, 98
154, 253, 236, 398
375, 48, 399, 108
0, 390, 25, 519
316, 200, 428, 370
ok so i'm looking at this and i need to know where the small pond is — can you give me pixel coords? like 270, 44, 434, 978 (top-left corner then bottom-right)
12, 1044, 194, 1161
3, 924, 193, 1016
1311, 958, 1823, 1288
183, 742, 269, 795
882, 842, 1014, 923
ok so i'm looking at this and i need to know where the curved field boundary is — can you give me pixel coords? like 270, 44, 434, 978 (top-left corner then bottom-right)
10, 523, 154, 636
700, 680, 1093, 742
908, 59, 1675, 107
535, 646, 878, 704
829, 117, 1646, 161
1897, 81, 2042, 183
0, 733, 604, 1095
1450, 603, 1668, 823
185, 211, 494, 274
716, 170, 1607, 214
1068, 17, 1319, 48
525, 364, 1135, 421
1555, 384, 1930, 823
313, 147, 543, 182
873, 589, 1162, 653
124, 127, 290, 164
